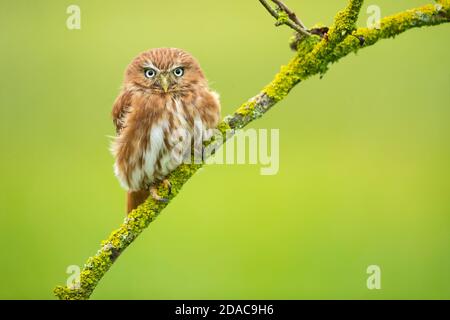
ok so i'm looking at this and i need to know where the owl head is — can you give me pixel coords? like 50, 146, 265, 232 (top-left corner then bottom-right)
124, 48, 206, 94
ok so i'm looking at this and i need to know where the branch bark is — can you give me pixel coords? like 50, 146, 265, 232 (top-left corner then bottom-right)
271, 0, 307, 29
54, 0, 450, 300
258, 0, 311, 36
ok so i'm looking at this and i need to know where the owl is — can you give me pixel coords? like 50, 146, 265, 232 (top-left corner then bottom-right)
111, 48, 221, 213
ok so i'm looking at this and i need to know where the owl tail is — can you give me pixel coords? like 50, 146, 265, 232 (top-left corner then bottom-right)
127, 190, 150, 214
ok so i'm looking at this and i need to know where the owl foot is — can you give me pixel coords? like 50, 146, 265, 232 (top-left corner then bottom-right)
150, 186, 168, 203
163, 179, 172, 195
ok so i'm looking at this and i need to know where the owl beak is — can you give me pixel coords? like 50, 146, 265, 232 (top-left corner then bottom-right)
160, 76, 170, 93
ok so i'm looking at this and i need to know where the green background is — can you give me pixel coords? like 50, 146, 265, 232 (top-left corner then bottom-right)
0, 0, 449, 299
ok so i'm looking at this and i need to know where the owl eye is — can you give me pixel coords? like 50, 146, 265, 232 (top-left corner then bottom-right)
144, 68, 156, 78
173, 67, 184, 77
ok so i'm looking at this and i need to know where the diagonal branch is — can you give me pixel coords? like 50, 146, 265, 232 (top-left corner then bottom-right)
327, 0, 364, 45
54, 1, 450, 300
258, 0, 311, 36
271, 0, 307, 29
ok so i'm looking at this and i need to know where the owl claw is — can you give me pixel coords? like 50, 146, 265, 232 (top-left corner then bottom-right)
150, 186, 165, 203
163, 179, 172, 195
150, 181, 171, 203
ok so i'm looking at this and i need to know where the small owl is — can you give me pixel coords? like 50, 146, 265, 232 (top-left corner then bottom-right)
111, 48, 221, 213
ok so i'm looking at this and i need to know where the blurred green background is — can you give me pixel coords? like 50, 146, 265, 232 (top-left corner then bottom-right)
0, 0, 449, 299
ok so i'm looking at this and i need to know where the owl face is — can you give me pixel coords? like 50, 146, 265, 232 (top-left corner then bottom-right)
124, 48, 206, 94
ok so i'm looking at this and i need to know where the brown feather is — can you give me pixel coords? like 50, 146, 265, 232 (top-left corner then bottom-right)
127, 190, 150, 214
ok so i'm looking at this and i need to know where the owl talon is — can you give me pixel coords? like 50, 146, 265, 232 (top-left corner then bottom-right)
150, 186, 168, 203
163, 179, 172, 195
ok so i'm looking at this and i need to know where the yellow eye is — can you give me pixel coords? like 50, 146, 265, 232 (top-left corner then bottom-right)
173, 67, 184, 77
144, 68, 156, 78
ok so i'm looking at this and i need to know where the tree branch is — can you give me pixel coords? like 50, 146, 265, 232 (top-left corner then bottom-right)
271, 0, 307, 29
258, 0, 311, 36
54, 0, 450, 300
328, 0, 364, 45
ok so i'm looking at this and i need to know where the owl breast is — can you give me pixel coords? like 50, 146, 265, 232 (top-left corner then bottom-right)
112, 96, 205, 192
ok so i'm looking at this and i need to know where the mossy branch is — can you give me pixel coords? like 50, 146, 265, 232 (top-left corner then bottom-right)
259, 0, 310, 36
54, 0, 450, 300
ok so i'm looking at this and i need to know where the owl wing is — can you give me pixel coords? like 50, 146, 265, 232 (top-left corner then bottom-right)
198, 90, 221, 129
111, 90, 133, 134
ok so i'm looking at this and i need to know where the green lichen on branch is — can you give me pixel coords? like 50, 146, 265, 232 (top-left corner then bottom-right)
263, 35, 320, 101
275, 10, 289, 26
54, 0, 450, 300
258, 0, 311, 36
54, 162, 202, 300
332, 2, 450, 65
327, 0, 364, 45
260, 1, 365, 102
263, 1, 449, 103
